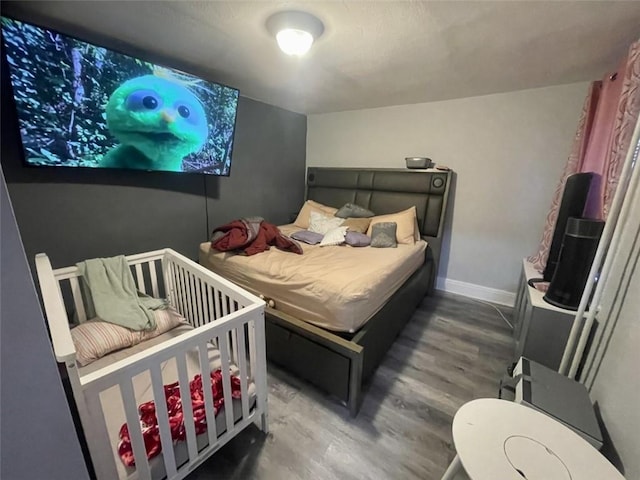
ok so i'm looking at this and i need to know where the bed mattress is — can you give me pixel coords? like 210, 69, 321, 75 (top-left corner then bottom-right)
80, 325, 256, 480
199, 224, 427, 333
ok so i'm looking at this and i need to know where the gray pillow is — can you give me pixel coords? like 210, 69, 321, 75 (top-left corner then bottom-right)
335, 203, 375, 219
344, 231, 371, 247
290, 230, 323, 245
370, 222, 397, 248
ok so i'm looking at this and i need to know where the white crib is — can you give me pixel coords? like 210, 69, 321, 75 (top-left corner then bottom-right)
35, 248, 268, 480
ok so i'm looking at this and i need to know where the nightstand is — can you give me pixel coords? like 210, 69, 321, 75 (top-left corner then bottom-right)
512, 259, 578, 370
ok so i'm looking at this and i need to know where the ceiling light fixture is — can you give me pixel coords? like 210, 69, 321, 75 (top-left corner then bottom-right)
266, 10, 324, 57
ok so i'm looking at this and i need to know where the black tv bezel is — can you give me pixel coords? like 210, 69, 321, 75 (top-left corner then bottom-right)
0, 14, 240, 177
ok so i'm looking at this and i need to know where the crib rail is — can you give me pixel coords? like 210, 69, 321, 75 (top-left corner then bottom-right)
35, 249, 268, 480
162, 250, 260, 327
35, 249, 263, 358
83, 305, 263, 479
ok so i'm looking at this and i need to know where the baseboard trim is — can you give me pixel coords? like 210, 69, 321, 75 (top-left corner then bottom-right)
436, 277, 516, 307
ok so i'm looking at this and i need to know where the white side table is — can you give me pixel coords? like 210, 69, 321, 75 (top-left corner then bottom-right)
441, 398, 624, 480
512, 259, 576, 370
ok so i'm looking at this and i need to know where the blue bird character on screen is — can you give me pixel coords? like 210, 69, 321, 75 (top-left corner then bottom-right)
101, 70, 208, 172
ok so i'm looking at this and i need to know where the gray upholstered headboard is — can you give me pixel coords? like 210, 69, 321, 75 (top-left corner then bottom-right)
306, 167, 452, 281
306, 167, 451, 239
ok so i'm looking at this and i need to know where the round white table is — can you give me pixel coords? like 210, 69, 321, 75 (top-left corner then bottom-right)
441, 398, 624, 480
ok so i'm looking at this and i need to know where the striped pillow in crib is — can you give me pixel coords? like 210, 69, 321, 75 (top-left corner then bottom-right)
71, 307, 188, 366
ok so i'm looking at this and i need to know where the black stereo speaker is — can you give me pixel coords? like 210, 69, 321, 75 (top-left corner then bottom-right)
543, 217, 605, 310
543, 172, 594, 282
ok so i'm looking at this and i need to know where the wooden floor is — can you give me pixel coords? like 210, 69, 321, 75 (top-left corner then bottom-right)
189, 292, 514, 480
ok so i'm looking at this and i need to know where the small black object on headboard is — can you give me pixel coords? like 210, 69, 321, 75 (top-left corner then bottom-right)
306, 167, 452, 288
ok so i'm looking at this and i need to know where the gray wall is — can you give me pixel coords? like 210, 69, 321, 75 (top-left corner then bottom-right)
0, 6, 307, 270
0, 168, 89, 480
1, 81, 306, 271
207, 97, 308, 229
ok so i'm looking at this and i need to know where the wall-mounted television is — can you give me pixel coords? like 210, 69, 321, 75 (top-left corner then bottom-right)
1, 17, 239, 175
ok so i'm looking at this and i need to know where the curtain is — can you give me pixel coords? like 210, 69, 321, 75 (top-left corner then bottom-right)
601, 40, 640, 219
527, 82, 600, 272
529, 39, 640, 274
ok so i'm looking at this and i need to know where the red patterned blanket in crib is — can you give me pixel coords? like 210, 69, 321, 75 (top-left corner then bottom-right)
118, 369, 241, 467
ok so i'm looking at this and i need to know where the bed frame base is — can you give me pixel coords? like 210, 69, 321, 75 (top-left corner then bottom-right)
263, 167, 451, 416
265, 258, 431, 416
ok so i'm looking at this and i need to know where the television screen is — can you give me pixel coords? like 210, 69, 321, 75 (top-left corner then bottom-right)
1, 17, 239, 175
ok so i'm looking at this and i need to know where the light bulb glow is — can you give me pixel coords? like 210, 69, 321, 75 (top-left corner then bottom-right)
276, 28, 314, 56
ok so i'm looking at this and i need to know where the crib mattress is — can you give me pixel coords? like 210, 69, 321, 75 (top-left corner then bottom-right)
199, 223, 427, 332
79, 325, 256, 480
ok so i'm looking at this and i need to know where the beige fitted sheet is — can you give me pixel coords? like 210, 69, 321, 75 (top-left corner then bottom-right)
199, 224, 427, 332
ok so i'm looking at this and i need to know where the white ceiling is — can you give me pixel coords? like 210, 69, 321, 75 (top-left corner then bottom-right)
4, 1, 640, 114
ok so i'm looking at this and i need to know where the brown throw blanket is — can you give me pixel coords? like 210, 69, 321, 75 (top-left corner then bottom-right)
211, 217, 303, 256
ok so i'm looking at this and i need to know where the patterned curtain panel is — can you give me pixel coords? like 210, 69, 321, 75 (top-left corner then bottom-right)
601, 40, 640, 219
580, 61, 627, 219
528, 39, 640, 274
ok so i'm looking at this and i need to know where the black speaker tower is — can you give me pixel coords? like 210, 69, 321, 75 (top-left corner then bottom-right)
543, 172, 594, 281
544, 217, 605, 310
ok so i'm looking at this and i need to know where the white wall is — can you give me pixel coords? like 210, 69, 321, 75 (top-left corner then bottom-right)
585, 158, 640, 478
307, 82, 590, 302
589, 261, 640, 477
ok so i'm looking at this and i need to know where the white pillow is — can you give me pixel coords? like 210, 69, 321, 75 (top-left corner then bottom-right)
293, 200, 338, 229
71, 307, 188, 366
320, 226, 348, 246
309, 210, 344, 235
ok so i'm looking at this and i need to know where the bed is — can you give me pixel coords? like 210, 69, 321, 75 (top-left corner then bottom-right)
35, 249, 268, 480
200, 167, 452, 415
200, 223, 427, 333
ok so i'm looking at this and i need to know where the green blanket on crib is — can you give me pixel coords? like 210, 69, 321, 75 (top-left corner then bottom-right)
76, 255, 166, 331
